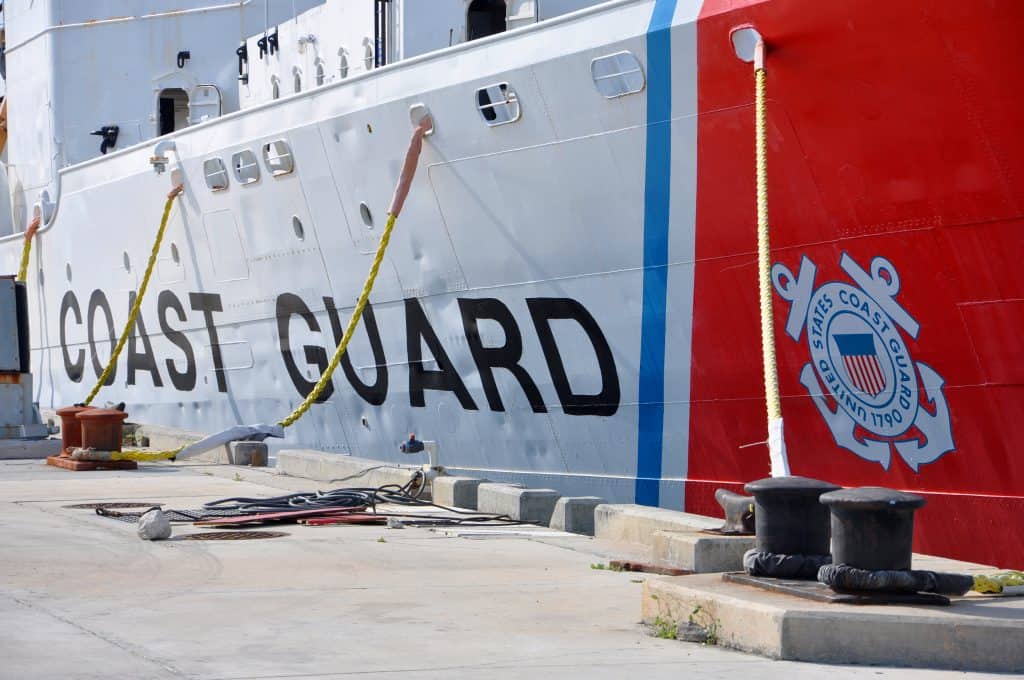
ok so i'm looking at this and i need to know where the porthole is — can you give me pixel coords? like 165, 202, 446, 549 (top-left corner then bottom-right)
359, 202, 373, 228
203, 158, 229, 191
292, 216, 305, 241
170, 243, 181, 264
475, 82, 521, 126
591, 51, 646, 98
232, 149, 260, 185
262, 140, 295, 177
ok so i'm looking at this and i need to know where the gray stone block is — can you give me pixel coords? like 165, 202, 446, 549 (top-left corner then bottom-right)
228, 441, 268, 466
594, 504, 722, 545
432, 476, 485, 509
276, 450, 425, 492
477, 483, 560, 524
0, 438, 60, 460
549, 496, 604, 535
652, 529, 754, 573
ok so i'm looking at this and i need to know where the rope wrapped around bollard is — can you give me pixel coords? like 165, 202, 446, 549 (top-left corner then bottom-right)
742, 476, 840, 580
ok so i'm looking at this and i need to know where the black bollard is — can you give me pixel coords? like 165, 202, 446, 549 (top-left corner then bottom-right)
744, 476, 840, 556
819, 487, 925, 572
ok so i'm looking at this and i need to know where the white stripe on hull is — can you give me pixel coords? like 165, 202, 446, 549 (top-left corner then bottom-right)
12, 0, 706, 506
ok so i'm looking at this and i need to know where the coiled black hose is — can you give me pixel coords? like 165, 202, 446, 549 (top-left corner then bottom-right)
202, 472, 525, 526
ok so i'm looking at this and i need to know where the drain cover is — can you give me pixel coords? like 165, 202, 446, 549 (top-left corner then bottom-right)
64, 502, 163, 510
181, 531, 287, 541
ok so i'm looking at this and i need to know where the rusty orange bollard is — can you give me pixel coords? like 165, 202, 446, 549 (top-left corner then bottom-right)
77, 408, 129, 452
56, 405, 94, 457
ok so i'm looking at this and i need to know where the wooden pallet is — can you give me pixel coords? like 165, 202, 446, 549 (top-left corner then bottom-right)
46, 455, 138, 471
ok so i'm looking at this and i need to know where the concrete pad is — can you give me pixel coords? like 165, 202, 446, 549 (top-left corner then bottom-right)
276, 449, 423, 491
478, 483, 560, 523
0, 438, 60, 460
0, 460, 994, 680
594, 503, 722, 546
432, 475, 485, 509
652, 529, 755, 573
550, 496, 604, 535
642, 572, 1024, 673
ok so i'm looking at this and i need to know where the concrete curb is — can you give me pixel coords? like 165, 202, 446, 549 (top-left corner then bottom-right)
432, 476, 486, 509
549, 496, 604, 535
228, 441, 268, 466
651, 529, 754, 573
134, 423, 204, 454
0, 438, 61, 460
594, 504, 722, 545
477, 483, 560, 523
276, 450, 424, 493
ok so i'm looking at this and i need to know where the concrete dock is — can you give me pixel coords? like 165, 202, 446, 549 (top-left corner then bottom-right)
0, 459, 1009, 680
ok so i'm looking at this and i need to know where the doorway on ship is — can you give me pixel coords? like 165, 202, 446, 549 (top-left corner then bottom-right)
467, 0, 507, 41
157, 88, 190, 135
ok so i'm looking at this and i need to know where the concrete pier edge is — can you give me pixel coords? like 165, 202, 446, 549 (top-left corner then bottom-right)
642, 573, 1024, 673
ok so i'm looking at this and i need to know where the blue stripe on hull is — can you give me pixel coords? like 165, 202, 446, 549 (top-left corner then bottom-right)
635, 0, 678, 506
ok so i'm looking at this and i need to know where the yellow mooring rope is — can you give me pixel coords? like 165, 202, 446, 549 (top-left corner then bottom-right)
278, 116, 431, 427
755, 51, 788, 476
78, 116, 433, 462
16, 215, 40, 283
278, 212, 397, 427
82, 185, 184, 406
93, 213, 398, 461
973, 570, 1024, 594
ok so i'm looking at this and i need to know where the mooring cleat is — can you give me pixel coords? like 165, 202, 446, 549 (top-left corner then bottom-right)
714, 488, 756, 535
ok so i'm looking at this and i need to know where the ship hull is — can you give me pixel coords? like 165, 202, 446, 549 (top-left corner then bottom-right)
5, 0, 1022, 567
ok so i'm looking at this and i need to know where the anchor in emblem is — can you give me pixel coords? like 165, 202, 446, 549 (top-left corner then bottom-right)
771, 253, 955, 471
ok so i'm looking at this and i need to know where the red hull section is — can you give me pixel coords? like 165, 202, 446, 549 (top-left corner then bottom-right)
689, 0, 1024, 567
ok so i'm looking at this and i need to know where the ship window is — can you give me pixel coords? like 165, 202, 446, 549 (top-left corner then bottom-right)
293, 67, 302, 93
476, 82, 520, 126
359, 202, 373, 228
232, 149, 260, 185
315, 59, 326, 86
468, 0, 507, 41
338, 48, 349, 78
271, 76, 281, 100
203, 158, 230, 191
263, 140, 295, 177
158, 88, 190, 135
591, 51, 645, 98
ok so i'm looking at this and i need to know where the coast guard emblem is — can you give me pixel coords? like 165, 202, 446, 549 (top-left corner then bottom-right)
771, 253, 955, 471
